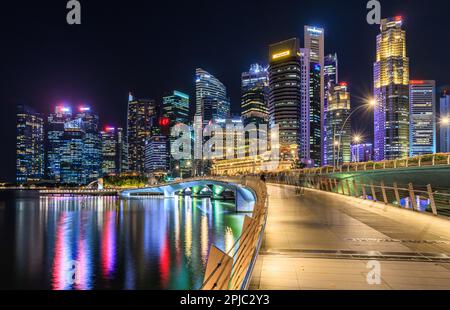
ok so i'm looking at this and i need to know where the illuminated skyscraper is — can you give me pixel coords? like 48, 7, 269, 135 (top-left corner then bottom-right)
298, 48, 311, 163
60, 118, 85, 184
323, 53, 339, 165
268, 38, 302, 160
46, 106, 73, 181
194, 69, 230, 176
439, 90, 450, 153
127, 93, 157, 173
195, 68, 230, 124
374, 17, 410, 161
305, 26, 325, 166
16, 105, 44, 183
145, 118, 170, 174
76, 106, 102, 182
326, 83, 352, 165
162, 91, 190, 178
409, 80, 436, 156
101, 127, 128, 175
241, 63, 269, 126
162, 90, 190, 126
309, 63, 322, 166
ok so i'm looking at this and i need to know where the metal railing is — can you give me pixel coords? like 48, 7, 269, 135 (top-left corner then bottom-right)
293, 153, 450, 175
200, 177, 268, 290
267, 175, 450, 218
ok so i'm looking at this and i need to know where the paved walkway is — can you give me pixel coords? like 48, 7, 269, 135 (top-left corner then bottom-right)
250, 184, 450, 290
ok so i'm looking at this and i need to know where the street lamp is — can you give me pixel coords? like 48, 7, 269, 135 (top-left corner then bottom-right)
335, 100, 374, 166
442, 116, 450, 126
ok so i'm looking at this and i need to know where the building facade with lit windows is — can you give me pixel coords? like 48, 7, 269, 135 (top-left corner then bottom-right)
305, 26, 325, 166
127, 93, 157, 174
101, 127, 128, 175
76, 107, 102, 182
162, 90, 191, 178
268, 38, 302, 161
351, 143, 374, 163
309, 63, 322, 166
195, 68, 230, 124
46, 106, 73, 182
298, 48, 311, 163
409, 80, 436, 156
323, 53, 339, 165
440, 90, 450, 153
16, 105, 45, 183
373, 17, 410, 161
60, 118, 85, 184
241, 63, 269, 126
326, 83, 352, 165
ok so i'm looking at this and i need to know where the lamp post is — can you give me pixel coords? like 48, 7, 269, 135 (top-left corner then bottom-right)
336, 100, 375, 167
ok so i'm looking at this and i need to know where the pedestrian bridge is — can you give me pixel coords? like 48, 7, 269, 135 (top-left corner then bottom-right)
120, 178, 256, 212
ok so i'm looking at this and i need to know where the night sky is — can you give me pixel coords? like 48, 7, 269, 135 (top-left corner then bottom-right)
1, 0, 449, 182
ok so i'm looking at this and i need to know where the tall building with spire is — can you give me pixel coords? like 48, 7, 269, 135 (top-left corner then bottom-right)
374, 16, 410, 161
305, 26, 325, 166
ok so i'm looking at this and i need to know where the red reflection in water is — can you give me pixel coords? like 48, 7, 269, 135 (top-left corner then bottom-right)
159, 233, 170, 287
52, 214, 69, 290
101, 211, 116, 279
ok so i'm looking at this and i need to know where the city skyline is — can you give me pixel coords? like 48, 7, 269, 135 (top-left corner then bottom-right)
2, 0, 450, 181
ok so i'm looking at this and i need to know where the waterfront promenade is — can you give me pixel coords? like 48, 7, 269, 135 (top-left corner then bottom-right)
250, 184, 450, 290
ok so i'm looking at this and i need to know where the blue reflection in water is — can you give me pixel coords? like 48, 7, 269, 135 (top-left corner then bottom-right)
1, 193, 244, 290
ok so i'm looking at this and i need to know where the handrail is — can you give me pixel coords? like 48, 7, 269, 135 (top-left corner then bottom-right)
199, 176, 268, 290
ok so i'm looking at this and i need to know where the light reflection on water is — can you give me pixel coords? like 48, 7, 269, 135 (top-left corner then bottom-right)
0, 192, 244, 290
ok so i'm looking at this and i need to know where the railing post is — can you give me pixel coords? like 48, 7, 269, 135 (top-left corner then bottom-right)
380, 181, 388, 205
394, 160, 397, 169
353, 179, 359, 197
370, 182, 377, 202
432, 155, 436, 166
364, 163, 367, 171
361, 182, 367, 199
447, 154, 450, 165
393, 182, 400, 205
334, 179, 338, 192
340, 180, 345, 195
426, 184, 438, 216
418, 156, 422, 167
346, 179, 351, 196
328, 178, 334, 192
408, 183, 418, 211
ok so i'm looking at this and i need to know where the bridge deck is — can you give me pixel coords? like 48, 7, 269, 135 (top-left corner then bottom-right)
250, 184, 450, 290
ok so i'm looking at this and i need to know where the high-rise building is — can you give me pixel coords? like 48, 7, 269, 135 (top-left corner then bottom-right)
145, 122, 169, 175
326, 83, 352, 165
323, 53, 339, 165
101, 127, 128, 175
162, 91, 190, 178
16, 105, 45, 183
241, 63, 269, 126
351, 143, 374, 163
409, 80, 436, 156
194, 69, 230, 176
305, 26, 325, 166
46, 106, 73, 182
440, 90, 450, 153
195, 68, 230, 124
162, 90, 190, 126
268, 38, 302, 160
309, 63, 322, 166
127, 93, 157, 174
60, 118, 85, 184
298, 48, 311, 163
374, 17, 410, 161
77, 106, 102, 182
